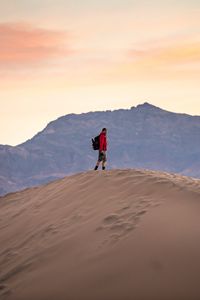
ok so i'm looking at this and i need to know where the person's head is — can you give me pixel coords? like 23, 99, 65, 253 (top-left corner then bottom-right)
102, 128, 107, 134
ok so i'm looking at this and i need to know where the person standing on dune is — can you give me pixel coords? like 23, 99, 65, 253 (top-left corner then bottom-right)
94, 128, 107, 171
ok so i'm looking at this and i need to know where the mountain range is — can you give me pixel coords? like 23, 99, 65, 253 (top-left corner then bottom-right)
0, 102, 200, 195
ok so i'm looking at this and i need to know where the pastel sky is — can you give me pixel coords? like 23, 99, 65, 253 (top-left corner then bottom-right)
0, 0, 200, 145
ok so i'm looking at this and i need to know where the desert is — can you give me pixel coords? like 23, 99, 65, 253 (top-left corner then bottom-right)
0, 169, 200, 300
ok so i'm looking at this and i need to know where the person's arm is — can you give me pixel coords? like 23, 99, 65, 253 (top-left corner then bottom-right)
104, 136, 107, 151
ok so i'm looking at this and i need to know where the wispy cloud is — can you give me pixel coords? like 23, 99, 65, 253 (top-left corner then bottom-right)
156, 43, 200, 66
95, 36, 200, 84
128, 36, 200, 66
0, 22, 71, 67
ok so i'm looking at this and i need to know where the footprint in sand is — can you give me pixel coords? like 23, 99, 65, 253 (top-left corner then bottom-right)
0, 284, 11, 298
96, 193, 165, 247
96, 197, 155, 246
136, 209, 147, 216
0, 284, 7, 290
97, 213, 136, 245
103, 214, 121, 225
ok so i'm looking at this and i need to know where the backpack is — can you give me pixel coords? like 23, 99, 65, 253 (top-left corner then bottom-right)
92, 135, 100, 150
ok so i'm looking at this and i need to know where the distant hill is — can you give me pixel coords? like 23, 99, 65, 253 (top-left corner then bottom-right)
0, 102, 200, 195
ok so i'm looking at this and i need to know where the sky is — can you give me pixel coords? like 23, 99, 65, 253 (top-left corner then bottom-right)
0, 0, 200, 145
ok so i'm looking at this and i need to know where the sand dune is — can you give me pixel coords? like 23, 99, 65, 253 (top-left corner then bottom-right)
0, 169, 200, 300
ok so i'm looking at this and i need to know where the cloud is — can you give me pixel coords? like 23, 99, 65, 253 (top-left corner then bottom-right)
0, 22, 71, 67
156, 43, 200, 65
128, 36, 200, 66
96, 36, 200, 84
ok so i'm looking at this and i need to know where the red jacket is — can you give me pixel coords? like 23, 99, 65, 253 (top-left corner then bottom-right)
99, 132, 107, 151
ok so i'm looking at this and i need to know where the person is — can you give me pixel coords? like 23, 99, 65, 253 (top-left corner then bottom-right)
94, 128, 107, 170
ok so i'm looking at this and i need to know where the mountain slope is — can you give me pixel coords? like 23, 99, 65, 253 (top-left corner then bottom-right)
0, 169, 200, 300
0, 102, 200, 195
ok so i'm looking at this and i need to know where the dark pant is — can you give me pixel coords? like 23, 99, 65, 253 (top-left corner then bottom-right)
98, 151, 107, 163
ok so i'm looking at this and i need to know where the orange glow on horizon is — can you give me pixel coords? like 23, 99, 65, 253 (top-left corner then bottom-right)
0, 1, 200, 145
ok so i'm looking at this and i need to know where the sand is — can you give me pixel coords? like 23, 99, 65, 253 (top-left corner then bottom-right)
0, 169, 200, 300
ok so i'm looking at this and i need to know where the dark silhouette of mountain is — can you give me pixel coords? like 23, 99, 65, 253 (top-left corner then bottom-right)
0, 102, 200, 195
